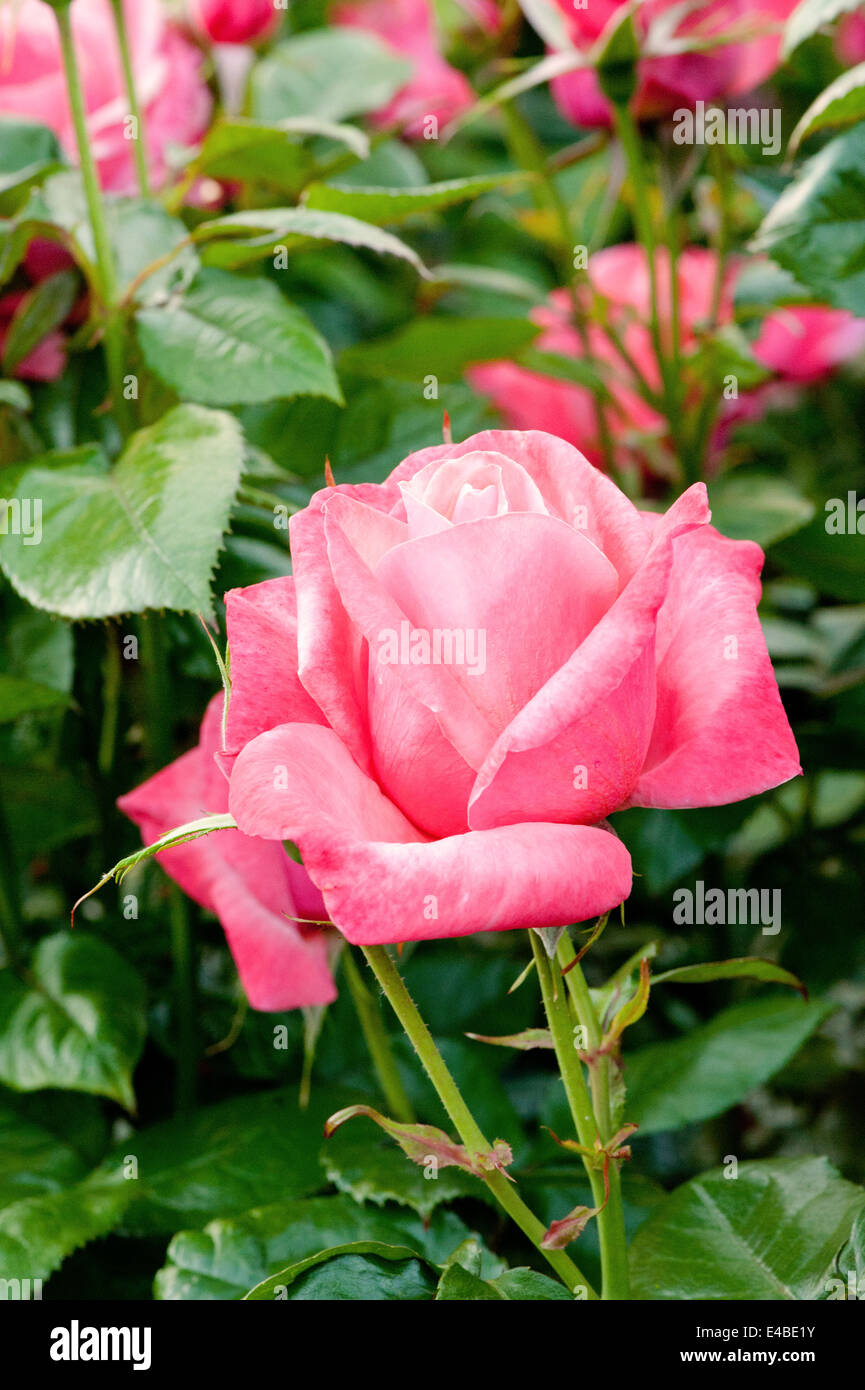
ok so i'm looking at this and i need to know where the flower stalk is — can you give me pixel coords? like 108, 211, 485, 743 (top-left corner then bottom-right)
361, 943, 597, 1297
341, 947, 415, 1123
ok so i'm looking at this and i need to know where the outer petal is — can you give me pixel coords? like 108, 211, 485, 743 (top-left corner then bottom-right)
118, 698, 335, 1011
228, 723, 632, 941
629, 525, 801, 808
224, 577, 325, 756
467, 485, 710, 828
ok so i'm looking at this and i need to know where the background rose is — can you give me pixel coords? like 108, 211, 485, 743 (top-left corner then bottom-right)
225, 430, 799, 947
332, 0, 474, 138
0, 0, 211, 192
549, 0, 798, 129
119, 694, 336, 1011
188, 0, 279, 45
470, 245, 865, 473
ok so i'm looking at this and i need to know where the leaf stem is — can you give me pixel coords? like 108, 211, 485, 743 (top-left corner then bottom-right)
52, 0, 130, 437
341, 947, 414, 1123
109, 0, 151, 199
361, 943, 597, 1297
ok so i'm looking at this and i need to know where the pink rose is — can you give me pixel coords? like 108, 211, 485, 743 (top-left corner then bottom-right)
188, 0, 279, 46
751, 304, 865, 383
470, 244, 865, 472
333, 0, 474, 138
224, 430, 799, 946
0, 239, 82, 381
548, 0, 798, 129
836, 11, 865, 65
0, 0, 212, 193
118, 693, 337, 1011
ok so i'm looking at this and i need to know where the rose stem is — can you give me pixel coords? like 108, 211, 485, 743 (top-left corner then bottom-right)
109, 0, 152, 198
361, 943, 598, 1297
556, 933, 631, 1300
51, 0, 131, 438
341, 946, 415, 1123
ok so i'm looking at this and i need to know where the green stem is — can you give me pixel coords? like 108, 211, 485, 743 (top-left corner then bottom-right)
555, 934, 631, 1301
531, 933, 630, 1301
361, 943, 597, 1298
97, 627, 122, 778
53, 0, 131, 438
109, 0, 151, 198
139, 617, 197, 1112
341, 947, 414, 1123
613, 102, 684, 469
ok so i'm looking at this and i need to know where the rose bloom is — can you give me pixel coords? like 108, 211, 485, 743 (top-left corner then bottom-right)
119, 694, 336, 1011
836, 11, 865, 65
548, 0, 798, 128
223, 429, 800, 945
0, 0, 211, 193
188, 0, 279, 46
470, 244, 865, 473
333, 0, 474, 138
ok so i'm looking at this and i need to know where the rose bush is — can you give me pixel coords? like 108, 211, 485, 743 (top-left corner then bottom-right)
224, 429, 799, 947
470, 245, 865, 473
549, 0, 798, 128
119, 694, 336, 1010
0, 0, 211, 191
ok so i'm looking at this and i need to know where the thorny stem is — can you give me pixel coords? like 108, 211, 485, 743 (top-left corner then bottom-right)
341, 947, 414, 1123
532, 933, 631, 1300
361, 943, 598, 1298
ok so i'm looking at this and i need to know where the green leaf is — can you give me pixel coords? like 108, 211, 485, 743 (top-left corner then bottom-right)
0, 674, 68, 723
250, 29, 412, 123
0, 405, 245, 619
435, 1260, 572, 1300
0, 933, 146, 1111
110, 201, 199, 306
0, 1182, 129, 1286
0, 118, 64, 202
155, 1194, 489, 1300
74, 813, 237, 922
783, 0, 862, 55
708, 472, 815, 547
773, 509, 865, 602
321, 1124, 484, 1220
752, 125, 865, 316
137, 269, 341, 407
516, 348, 607, 393
594, 6, 639, 107
191, 117, 368, 193
625, 996, 831, 1135
340, 316, 540, 382
0, 1098, 87, 1211
245, 1242, 435, 1301
789, 63, 865, 154
436, 1262, 504, 1299
631, 1157, 865, 1299
652, 957, 807, 995
89, 1088, 347, 1236
193, 207, 426, 275
492, 1267, 573, 1300
302, 174, 527, 226
0, 268, 76, 375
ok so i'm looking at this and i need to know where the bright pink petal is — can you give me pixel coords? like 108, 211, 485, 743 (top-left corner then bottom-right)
629, 525, 801, 808
467, 486, 710, 828
224, 577, 325, 757
228, 722, 631, 941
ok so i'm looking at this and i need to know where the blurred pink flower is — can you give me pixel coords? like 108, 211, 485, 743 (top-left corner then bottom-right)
547, 0, 798, 128
835, 10, 865, 64
188, 0, 279, 46
119, 693, 337, 1012
0, 0, 212, 193
333, 0, 474, 137
0, 239, 82, 381
469, 245, 865, 473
